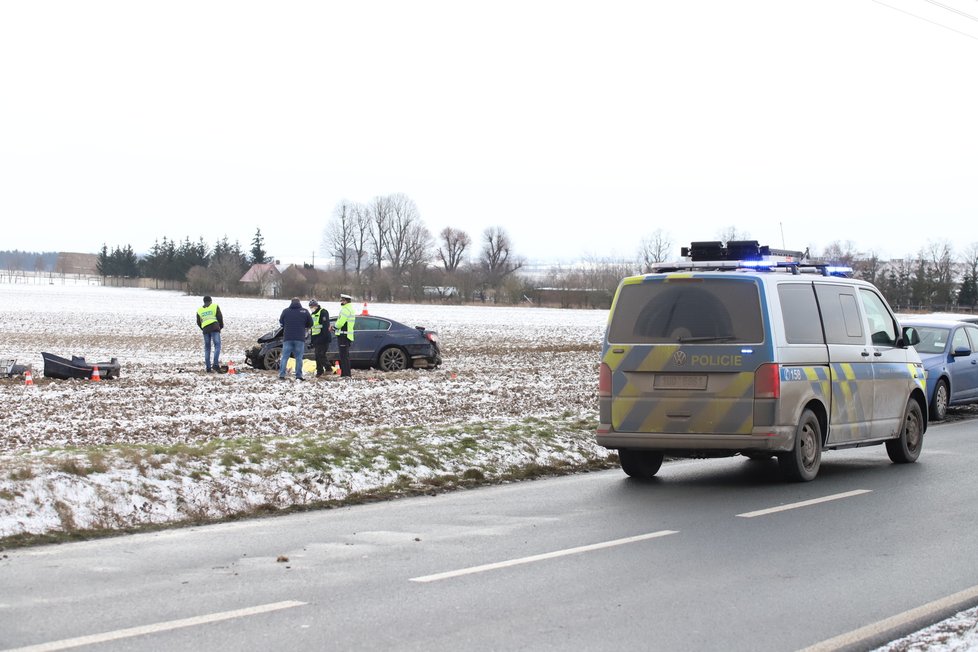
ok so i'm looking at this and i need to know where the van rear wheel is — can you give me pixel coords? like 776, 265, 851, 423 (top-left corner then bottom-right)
618, 450, 664, 479
887, 399, 923, 463
779, 409, 822, 482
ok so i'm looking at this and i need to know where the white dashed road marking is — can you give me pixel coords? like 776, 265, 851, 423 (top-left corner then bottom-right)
410, 530, 679, 583
736, 489, 873, 518
3, 600, 307, 652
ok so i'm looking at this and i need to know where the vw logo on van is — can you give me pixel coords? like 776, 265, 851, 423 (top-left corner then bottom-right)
672, 350, 687, 366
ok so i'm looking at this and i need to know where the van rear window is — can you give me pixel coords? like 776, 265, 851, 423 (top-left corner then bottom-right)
608, 278, 764, 344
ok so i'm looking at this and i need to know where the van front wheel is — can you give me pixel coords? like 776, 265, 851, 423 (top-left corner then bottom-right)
619, 450, 664, 479
887, 399, 923, 463
779, 409, 822, 482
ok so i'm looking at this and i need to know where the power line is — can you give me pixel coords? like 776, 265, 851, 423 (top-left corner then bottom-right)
922, 0, 978, 22
871, 0, 978, 41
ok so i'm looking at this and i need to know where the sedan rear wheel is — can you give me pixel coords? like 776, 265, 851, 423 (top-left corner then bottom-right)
378, 347, 408, 372
263, 348, 282, 371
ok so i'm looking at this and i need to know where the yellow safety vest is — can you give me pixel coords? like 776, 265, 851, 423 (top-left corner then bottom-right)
197, 304, 218, 329
336, 303, 356, 342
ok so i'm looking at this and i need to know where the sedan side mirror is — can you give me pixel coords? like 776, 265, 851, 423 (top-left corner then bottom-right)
901, 325, 921, 348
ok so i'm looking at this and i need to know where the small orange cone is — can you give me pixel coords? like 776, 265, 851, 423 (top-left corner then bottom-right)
24, 368, 34, 386
332, 360, 341, 375
227, 360, 237, 375
361, 302, 369, 315
91, 365, 101, 382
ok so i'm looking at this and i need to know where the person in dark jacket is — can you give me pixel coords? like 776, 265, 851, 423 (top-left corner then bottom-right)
278, 297, 313, 380
308, 299, 332, 377
195, 295, 224, 373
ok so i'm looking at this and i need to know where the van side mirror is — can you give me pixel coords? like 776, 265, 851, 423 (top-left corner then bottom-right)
901, 326, 921, 347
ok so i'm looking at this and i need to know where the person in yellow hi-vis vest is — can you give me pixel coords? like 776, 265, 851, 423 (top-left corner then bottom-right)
195, 296, 224, 373
335, 293, 356, 378
308, 299, 331, 377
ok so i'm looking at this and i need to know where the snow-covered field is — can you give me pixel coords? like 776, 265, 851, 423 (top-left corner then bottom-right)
0, 283, 610, 540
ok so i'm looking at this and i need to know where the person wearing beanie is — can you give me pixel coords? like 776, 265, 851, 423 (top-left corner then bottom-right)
308, 299, 332, 377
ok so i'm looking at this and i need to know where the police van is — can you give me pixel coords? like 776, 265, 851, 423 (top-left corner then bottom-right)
597, 241, 928, 482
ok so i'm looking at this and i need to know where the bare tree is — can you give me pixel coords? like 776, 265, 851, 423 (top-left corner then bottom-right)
381, 193, 422, 281
403, 222, 434, 299
323, 200, 355, 279
926, 240, 955, 307
436, 227, 471, 273
821, 240, 860, 266
209, 252, 245, 294
480, 226, 523, 291
638, 229, 672, 272
368, 195, 393, 269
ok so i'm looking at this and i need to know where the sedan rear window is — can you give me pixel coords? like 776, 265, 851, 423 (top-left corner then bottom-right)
608, 278, 764, 344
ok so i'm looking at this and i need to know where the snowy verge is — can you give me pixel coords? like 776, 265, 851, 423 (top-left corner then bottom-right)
0, 414, 614, 542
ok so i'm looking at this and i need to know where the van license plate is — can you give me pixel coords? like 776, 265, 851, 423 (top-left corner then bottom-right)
654, 374, 708, 390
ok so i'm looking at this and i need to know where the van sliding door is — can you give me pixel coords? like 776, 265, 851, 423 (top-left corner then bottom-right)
814, 283, 875, 443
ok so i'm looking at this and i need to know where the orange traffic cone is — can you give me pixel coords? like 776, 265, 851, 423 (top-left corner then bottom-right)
361, 302, 369, 315
24, 368, 34, 386
227, 360, 237, 375
91, 365, 101, 382
332, 360, 341, 375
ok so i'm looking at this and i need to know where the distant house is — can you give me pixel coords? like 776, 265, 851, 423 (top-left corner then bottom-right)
240, 263, 282, 297
54, 252, 99, 277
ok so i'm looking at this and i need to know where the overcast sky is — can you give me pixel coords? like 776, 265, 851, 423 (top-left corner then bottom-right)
2, 0, 976, 265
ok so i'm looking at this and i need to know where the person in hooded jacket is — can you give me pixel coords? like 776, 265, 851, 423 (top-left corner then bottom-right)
278, 297, 313, 380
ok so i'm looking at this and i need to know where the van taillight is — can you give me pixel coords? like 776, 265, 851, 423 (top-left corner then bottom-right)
754, 363, 780, 399
599, 362, 611, 397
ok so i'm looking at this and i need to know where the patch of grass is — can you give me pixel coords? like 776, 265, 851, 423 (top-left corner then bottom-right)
9, 466, 34, 481
219, 452, 244, 467
56, 458, 94, 477
461, 468, 485, 481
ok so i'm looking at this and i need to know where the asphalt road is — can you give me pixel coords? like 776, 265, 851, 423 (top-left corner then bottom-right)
2, 419, 977, 652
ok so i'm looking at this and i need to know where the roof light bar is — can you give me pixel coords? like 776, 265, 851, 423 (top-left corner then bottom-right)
649, 242, 853, 277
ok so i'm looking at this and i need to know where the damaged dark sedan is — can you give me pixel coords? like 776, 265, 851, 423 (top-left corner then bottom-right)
245, 314, 442, 372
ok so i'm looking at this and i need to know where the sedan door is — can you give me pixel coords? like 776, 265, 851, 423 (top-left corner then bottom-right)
950, 325, 978, 400
350, 316, 391, 365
